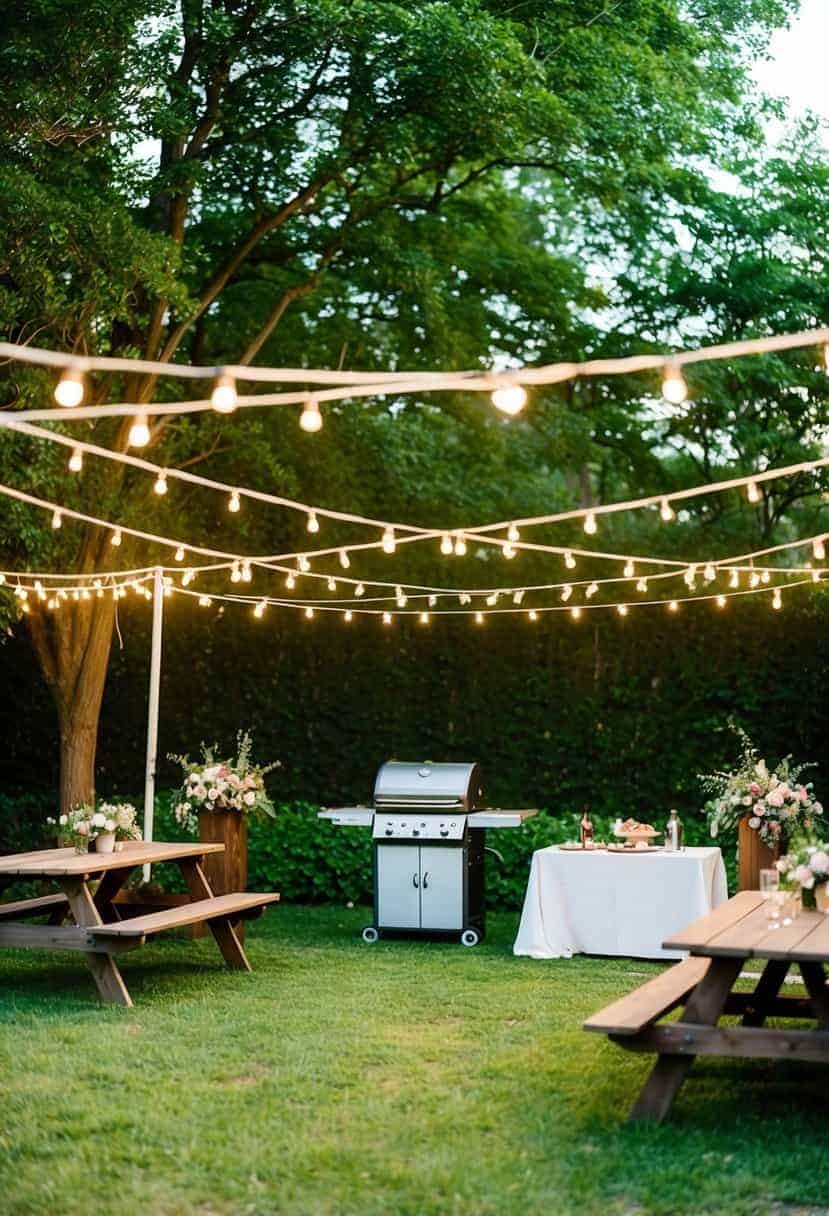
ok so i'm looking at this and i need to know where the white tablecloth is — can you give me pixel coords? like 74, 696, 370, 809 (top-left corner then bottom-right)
513, 846, 728, 960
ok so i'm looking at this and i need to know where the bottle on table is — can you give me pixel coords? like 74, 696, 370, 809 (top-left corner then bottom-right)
580, 806, 595, 849
665, 808, 684, 852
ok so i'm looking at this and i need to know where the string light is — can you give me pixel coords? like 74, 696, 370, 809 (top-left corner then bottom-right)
617, 603, 628, 616
153, 470, 168, 496
397, 588, 408, 608
508, 523, 520, 543
198, 595, 212, 607
182, 568, 195, 586
254, 600, 266, 618
561, 585, 573, 602
327, 577, 337, 592
659, 497, 675, 522
285, 572, 296, 590
585, 582, 598, 598
761, 570, 770, 584
241, 560, 252, 583
570, 605, 582, 621
474, 611, 484, 625
339, 549, 350, 569
454, 533, 467, 556
812, 569, 821, 584
683, 565, 697, 588
491, 382, 527, 415
228, 490, 241, 513
110, 528, 122, 546
512, 590, 524, 605
54, 366, 85, 408
729, 570, 739, 588
344, 609, 353, 622
51, 509, 62, 529
174, 547, 185, 562
305, 606, 314, 619
772, 588, 782, 610
128, 414, 150, 448
300, 396, 323, 433
68, 447, 83, 473
528, 609, 538, 621
703, 563, 716, 582
662, 363, 688, 405
382, 611, 392, 625
486, 592, 498, 607
623, 559, 634, 578
230, 561, 241, 583
750, 571, 761, 588
564, 551, 576, 569
211, 372, 237, 413
716, 595, 727, 608
503, 543, 516, 559
382, 527, 396, 554
440, 533, 453, 556
583, 512, 597, 535
419, 611, 430, 625
298, 555, 311, 573
428, 595, 437, 607
668, 599, 679, 612
307, 511, 320, 534
636, 577, 648, 593
814, 538, 826, 561
355, 583, 365, 597
747, 480, 761, 504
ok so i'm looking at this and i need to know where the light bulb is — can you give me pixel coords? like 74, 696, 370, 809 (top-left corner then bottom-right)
230, 562, 241, 583
397, 593, 408, 608
327, 577, 337, 592
381, 527, 396, 554
355, 583, 365, 597
570, 605, 582, 621
128, 414, 150, 447
55, 366, 85, 408
228, 490, 241, 513
298, 556, 310, 572
508, 523, 520, 543
668, 600, 679, 612
111, 528, 122, 546
662, 363, 688, 404
344, 610, 353, 622
211, 371, 237, 413
182, 568, 195, 586
585, 582, 598, 599
68, 447, 83, 473
440, 533, 454, 556
703, 563, 716, 582
813, 569, 821, 584
175, 547, 185, 562
254, 600, 266, 618
813, 537, 826, 560
583, 512, 597, 535
747, 480, 761, 504
51, 509, 62, 529
729, 570, 739, 588
561, 584, 573, 602
750, 571, 760, 588
772, 588, 782, 610
512, 590, 524, 605
617, 603, 629, 616
623, 559, 634, 578
491, 382, 527, 415
636, 578, 648, 593
564, 551, 576, 569
503, 543, 516, 559
474, 611, 484, 625
307, 511, 319, 534
761, 571, 770, 584
528, 610, 538, 622
305, 606, 314, 619
339, 549, 351, 569
382, 611, 392, 625
454, 534, 467, 557
286, 572, 296, 590
428, 595, 437, 608
486, 592, 498, 607
716, 595, 726, 608
199, 595, 212, 607
419, 612, 430, 625
683, 565, 697, 587
154, 471, 168, 495
300, 396, 323, 433
241, 561, 252, 583
659, 497, 675, 522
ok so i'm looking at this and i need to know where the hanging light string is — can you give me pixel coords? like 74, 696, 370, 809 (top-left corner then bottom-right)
170, 576, 817, 618
2, 326, 828, 424
4, 416, 828, 551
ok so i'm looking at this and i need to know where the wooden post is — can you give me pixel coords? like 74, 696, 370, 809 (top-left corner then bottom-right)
197, 809, 248, 941
738, 816, 778, 891
142, 565, 164, 883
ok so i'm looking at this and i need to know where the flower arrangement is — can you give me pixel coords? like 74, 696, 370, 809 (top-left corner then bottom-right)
776, 842, 829, 910
169, 731, 279, 833
699, 726, 822, 848
48, 802, 141, 853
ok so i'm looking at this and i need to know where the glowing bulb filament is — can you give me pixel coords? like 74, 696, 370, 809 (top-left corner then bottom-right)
154, 471, 168, 495
583, 512, 597, 535
747, 480, 761, 504
68, 447, 83, 473
55, 366, 85, 408
382, 527, 396, 554
662, 363, 688, 404
128, 414, 150, 448
440, 533, 453, 556
339, 550, 351, 569
300, 396, 323, 433
211, 371, 237, 413
228, 490, 241, 513
51, 509, 62, 529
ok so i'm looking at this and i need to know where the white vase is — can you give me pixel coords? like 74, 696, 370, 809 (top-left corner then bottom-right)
94, 831, 116, 854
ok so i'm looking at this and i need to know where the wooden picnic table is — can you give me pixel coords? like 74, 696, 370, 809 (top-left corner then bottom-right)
584, 890, 829, 1122
0, 841, 279, 1007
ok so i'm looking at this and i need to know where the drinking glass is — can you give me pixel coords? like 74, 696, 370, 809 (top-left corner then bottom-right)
760, 868, 783, 928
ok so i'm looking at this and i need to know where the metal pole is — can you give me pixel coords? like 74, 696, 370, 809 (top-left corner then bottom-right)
143, 566, 164, 881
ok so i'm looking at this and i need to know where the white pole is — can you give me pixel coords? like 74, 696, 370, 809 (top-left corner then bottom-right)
142, 566, 164, 881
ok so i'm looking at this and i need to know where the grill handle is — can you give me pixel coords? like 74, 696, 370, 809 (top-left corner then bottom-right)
422, 872, 430, 889
485, 846, 505, 866
412, 873, 419, 889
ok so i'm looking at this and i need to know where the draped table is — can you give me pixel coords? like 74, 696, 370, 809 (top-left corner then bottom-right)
513, 845, 728, 961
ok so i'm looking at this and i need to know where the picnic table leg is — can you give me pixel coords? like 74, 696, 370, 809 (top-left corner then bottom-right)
799, 963, 829, 1028
93, 865, 136, 922
176, 858, 251, 973
741, 960, 790, 1027
629, 957, 743, 1123
60, 878, 133, 1007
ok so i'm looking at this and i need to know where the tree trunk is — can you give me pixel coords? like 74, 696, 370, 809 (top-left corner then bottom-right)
26, 592, 116, 814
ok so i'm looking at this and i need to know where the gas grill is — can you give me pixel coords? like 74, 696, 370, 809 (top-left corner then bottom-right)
319, 761, 536, 946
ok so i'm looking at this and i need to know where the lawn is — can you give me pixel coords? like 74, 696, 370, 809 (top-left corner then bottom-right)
0, 905, 826, 1216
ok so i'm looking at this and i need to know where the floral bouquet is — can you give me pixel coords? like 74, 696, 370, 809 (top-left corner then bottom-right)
48, 802, 141, 853
777, 842, 829, 911
699, 726, 822, 848
169, 730, 279, 833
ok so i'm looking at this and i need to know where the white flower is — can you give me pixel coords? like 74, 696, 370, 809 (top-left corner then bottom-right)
244, 791, 255, 807
91, 812, 106, 828
104, 819, 116, 832
207, 787, 219, 800
60, 814, 68, 825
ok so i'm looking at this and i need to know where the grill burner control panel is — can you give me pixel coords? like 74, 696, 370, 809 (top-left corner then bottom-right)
372, 814, 466, 841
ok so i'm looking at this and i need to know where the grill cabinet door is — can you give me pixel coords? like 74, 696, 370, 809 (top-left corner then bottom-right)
419, 846, 464, 930
376, 845, 421, 928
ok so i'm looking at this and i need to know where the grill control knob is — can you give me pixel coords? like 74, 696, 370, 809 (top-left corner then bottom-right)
413, 829, 420, 837
385, 828, 393, 836
440, 829, 449, 838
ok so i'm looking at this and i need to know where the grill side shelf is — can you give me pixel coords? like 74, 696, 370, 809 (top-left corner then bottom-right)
318, 808, 374, 827
467, 809, 538, 829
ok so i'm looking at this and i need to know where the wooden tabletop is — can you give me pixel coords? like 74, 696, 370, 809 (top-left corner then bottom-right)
663, 890, 829, 963
0, 840, 225, 877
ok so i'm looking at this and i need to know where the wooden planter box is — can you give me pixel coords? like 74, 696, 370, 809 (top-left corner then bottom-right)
195, 808, 248, 941
738, 816, 779, 891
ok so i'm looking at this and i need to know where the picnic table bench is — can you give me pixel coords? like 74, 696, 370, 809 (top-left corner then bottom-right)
0, 841, 279, 1007
584, 890, 829, 1121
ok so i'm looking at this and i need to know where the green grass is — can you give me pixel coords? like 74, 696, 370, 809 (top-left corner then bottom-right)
0, 905, 826, 1216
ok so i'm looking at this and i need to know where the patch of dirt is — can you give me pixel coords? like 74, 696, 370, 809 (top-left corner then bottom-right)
215, 1062, 271, 1088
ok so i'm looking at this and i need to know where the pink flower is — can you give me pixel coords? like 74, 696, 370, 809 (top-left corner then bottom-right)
796, 786, 808, 803
749, 782, 762, 797
795, 864, 815, 890
767, 788, 784, 808
76, 822, 89, 836
748, 816, 761, 829
809, 851, 829, 873
754, 803, 765, 816
743, 795, 753, 806
814, 802, 823, 815
207, 787, 219, 800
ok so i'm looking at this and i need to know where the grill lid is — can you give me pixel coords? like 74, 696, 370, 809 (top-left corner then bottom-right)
373, 761, 483, 812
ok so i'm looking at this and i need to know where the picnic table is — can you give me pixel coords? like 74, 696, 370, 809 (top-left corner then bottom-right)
584, 890, 829, 1122
0, 841, 279, 1007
